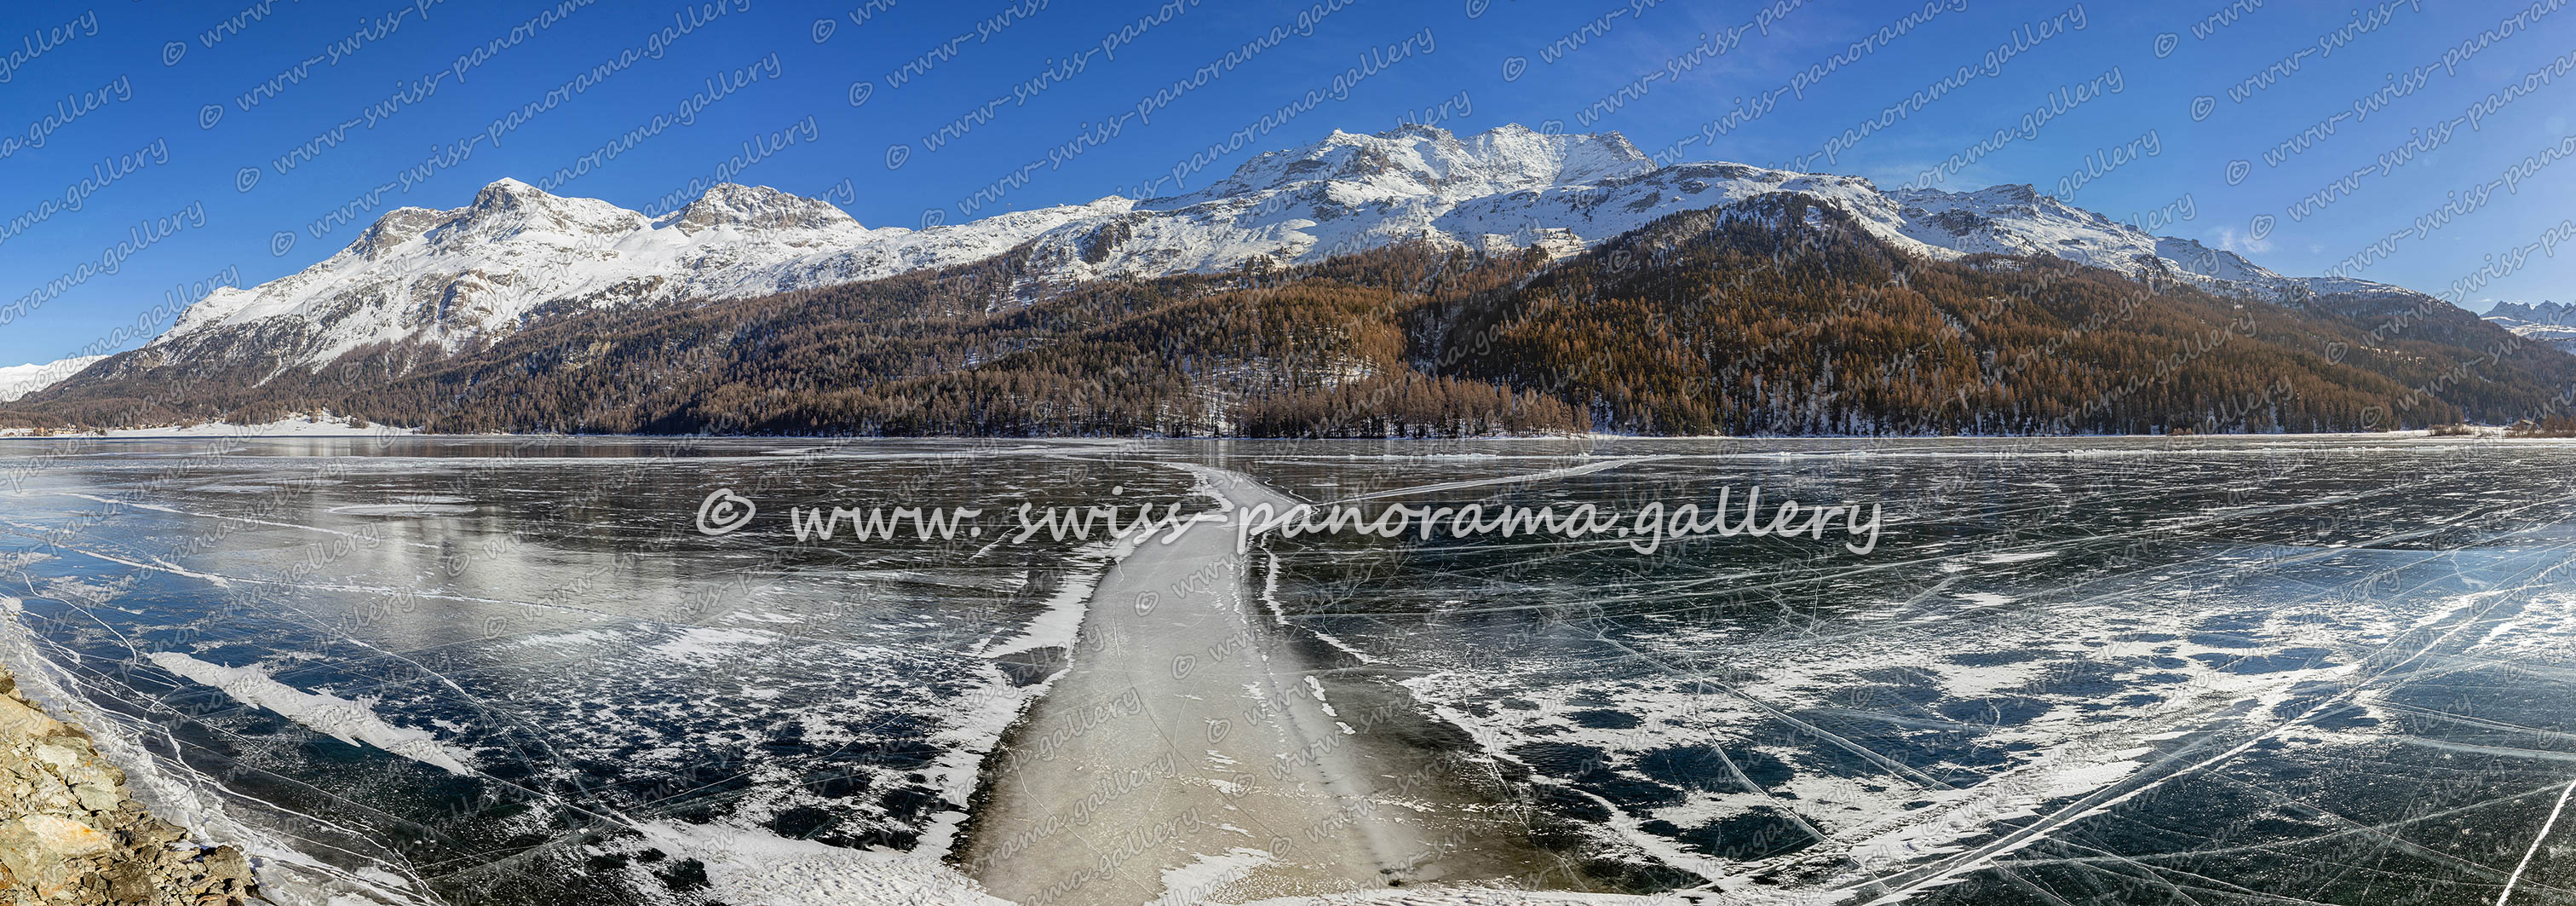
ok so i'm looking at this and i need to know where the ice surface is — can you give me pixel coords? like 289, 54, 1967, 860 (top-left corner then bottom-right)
3, 436, 2573, 904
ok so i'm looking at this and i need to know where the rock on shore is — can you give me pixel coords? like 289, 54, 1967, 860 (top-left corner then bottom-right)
0, 666, 259, 905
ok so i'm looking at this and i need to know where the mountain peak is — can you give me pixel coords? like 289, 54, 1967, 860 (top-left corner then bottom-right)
439, 177, 643, 242
2487, 300, 2574, 323
128, 121, 2388, 381
658, 183, 862, 235
469, 176, 559, 212
1187, 123, 1658, 203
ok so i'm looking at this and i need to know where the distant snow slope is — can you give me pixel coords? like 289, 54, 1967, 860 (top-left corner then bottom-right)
0, 355, 106, 401
143, 124, 2418, 374
0, 413, 417, 438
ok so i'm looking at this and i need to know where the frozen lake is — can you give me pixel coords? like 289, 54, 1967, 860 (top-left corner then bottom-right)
2, 436, 2572, 905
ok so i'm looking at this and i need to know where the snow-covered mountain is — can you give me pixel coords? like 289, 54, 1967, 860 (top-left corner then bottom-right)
2485, 300, 2576, 352
145, 124, 2417, 374
0, 355, 106, 402
160, 179, 887, 366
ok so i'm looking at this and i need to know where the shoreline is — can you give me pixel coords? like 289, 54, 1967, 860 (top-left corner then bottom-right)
0, 662, 259, 905
0, 427, 2539, 441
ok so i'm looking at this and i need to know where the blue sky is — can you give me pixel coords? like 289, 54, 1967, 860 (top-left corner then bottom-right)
1, 0, 2570, 366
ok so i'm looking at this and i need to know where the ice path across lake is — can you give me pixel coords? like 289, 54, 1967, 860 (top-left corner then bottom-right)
959, 465, 1605, 903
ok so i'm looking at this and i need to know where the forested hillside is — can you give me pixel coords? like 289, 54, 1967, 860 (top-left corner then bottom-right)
11, 193, 2569, 436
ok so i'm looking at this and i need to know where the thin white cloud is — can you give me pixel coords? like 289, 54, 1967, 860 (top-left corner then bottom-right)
2216, 225, 2273, 255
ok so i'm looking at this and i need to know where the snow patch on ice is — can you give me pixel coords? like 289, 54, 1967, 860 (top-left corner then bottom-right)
647, 626, 777, 666
1973, 550, 2058, 564
629, 819, 1013, 906
146, 652, 474, 775
1152, 847, 1277, 906
327, 503, 475, 516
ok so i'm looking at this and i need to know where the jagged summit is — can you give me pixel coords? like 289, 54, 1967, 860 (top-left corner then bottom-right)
2484, 299, 2576, 352
143, 123, 2398, 374
2488, 300, 2573, 321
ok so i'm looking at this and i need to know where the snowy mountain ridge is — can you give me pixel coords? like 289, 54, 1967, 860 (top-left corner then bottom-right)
147, 124, 2413, 373
2484, 300, 2576, 353
0, 355, 106, 402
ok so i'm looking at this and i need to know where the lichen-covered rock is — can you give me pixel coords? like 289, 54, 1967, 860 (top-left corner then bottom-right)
0, 695, 62, 738
0, 665, 262, 905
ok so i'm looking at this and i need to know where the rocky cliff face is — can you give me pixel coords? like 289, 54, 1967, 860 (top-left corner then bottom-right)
0, 666, 257, 905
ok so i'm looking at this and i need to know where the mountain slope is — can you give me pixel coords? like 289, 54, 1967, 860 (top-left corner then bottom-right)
1428, 195, 2573, 435
156, 179, 884, 368
113, 125, 2424, 382
20, 193, 2569, 437
14, 123, 2563, 436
